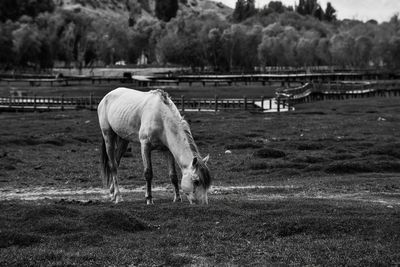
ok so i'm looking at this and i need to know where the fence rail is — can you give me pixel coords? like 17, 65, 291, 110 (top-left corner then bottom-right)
3, 80, 398, 113
276, 81, 400, 104
0, 95, 290, 113
2, 70, 400, 88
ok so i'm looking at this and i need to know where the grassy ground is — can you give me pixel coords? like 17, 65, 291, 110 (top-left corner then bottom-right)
0, 80, 284, 98
0, 97, 400, 265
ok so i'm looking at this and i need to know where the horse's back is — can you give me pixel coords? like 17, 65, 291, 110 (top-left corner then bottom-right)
99, 87, 146, 107
98, 88, 172, 142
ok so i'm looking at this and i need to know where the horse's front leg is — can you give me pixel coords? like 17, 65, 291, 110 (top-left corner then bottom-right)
141, 141, 153, 205
165, 150, 181, 202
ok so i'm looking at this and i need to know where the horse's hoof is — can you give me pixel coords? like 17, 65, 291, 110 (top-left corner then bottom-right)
115, 195, 123, 204
173, 196, 182, 203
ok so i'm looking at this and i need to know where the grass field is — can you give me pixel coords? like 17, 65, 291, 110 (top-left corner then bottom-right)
0, 96, 400, 266
0, 80, 286, 98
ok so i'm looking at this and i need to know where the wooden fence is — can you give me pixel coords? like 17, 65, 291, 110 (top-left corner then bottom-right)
0, 95, 290, 113
2, 70, 399, 88
3, 80, 398, 113
276, 81, 400, 104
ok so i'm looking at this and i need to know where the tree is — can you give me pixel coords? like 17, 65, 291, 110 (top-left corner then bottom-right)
313, 5, 324, 21
0, 21, 16, 68
304, 0, 319, 16
268, 1, 286, 13
157, 13, 208, 69
258, 36, 282, 66
207, 28, 228, 71
296, 0, 327, 21
0, 0, 54, 22
12, 23, 42, 67
245, 0, 257, 19
315, 38, 331, 65
354, 36, 373, 67
324, 2, 336, 22
232, 0, 257, 23
232, 0, 246, 22
155, 0, 178, 22
296, 0, 307, 15
383, 37, 400, 69
329, 34, 356, 67
295, 36, 318, 66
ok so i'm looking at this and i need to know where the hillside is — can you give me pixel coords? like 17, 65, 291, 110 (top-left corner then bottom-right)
2, 0, 399, 71
55, 0, 232, 22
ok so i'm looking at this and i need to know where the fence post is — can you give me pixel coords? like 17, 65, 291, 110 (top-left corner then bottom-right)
34, 94, 37, 111
61, 94, 64, 111
277, 98, 281, 113
261, 96, 264, 111
244, 96, 247, 110
214, 95, 218, 112
181, 95, 185, 112
89, 93, 93, 110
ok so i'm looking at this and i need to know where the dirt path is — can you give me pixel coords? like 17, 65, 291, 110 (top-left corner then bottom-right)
1, 185, 399, 206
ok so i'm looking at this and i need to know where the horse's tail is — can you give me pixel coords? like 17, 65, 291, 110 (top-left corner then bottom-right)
100, 137, 112, 188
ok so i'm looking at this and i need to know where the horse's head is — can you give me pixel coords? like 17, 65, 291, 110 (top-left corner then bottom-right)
181, 155, 211, 205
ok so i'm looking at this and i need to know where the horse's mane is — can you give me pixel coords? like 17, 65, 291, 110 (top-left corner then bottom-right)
150, 89, 171, 105
181, 120, 199, 156
181, 119, 212, 189
151, 89, 212, 189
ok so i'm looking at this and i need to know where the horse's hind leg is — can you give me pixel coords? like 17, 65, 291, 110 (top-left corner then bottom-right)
165, 150, 181, 202
103, 130, 123, 203
116, 137, 129, 166
140, 140, 153, 205
111, 136, 129, 202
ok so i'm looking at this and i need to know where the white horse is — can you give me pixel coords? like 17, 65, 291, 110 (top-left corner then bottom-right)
97, 88, 211, 204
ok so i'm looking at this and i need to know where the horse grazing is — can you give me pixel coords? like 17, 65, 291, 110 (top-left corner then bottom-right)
97, 88, 211, 204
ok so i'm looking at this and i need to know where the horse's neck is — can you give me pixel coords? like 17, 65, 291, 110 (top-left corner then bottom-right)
164, 123, 195, 170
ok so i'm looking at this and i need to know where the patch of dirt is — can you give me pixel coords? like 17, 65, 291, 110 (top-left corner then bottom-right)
1, 185, 399, 206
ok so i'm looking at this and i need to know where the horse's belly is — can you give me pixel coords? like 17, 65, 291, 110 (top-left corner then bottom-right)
108, 106, 142, 141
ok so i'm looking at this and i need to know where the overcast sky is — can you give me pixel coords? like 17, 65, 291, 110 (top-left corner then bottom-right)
218, 0, 400, 22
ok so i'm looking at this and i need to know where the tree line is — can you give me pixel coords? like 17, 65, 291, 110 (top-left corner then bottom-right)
0, 0, 400, 72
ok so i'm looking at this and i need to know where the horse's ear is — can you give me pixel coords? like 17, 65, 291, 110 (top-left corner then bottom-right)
203, 155, 210, 164
192, 157, 198, 167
